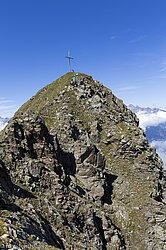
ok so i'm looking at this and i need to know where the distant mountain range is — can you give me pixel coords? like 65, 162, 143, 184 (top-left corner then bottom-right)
128, 104, 166, 167
0, 117, 9, 131
128, 104, 166, 141
128, 104, 162, 115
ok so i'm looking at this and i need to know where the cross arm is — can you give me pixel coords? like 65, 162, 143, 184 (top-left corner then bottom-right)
65, 56, 74, 59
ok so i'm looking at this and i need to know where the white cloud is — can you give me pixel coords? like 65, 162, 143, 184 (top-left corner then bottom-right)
159, 75, 166, 79
0, 100, 15, 104
0, 121, 8, 131
136, 110, 166, 130
0, 98, 19, 118
132, 106, 166, 169
129, 35, 146, 43
110, 36, 116, 40
118, 86, 139, 91
160, 67, 166, 72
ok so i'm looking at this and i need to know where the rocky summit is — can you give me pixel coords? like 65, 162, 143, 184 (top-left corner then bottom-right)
0, 72, 166, 250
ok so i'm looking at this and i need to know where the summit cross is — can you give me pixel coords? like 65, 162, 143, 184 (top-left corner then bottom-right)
65, 51, 74, 72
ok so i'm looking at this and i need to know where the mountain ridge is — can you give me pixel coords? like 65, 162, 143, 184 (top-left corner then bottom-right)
0, 73, 166, 249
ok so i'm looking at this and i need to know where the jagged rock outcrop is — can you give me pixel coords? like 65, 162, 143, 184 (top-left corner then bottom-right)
0, 72, 166, 249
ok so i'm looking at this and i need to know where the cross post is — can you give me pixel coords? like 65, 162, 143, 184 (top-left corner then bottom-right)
65, 51, 74, 72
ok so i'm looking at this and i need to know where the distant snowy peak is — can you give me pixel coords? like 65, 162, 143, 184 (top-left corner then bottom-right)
128, 104, 166, 130
128, 104, 166, 115
0, 117, 9, 131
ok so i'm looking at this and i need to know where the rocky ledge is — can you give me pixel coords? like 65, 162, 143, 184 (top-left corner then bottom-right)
0, 73, 166, 249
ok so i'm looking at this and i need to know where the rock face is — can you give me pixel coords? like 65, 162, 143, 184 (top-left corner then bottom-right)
0, 72, 166, 249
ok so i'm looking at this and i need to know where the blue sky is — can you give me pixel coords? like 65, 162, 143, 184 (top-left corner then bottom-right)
0, 0, 166, 117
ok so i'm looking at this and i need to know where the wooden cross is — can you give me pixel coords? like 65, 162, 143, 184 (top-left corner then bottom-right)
65, 51, 74, 72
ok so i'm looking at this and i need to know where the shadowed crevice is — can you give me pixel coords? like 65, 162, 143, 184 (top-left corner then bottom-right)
93, 213, 107, 250
101, 173, 117, 205
55, 135, 76, 176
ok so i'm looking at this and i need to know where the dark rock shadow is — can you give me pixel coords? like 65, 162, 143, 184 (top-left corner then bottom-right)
0, 159, 36, 201
93, 213, 126, 250
71, 124, 80, 141
93, 213, 107, 250
55, 136, 76, 176
26, 134, 38, 159
69, 184, 86, 197
105, 216, 126, 249
35, 211, 65, 249
101, 173, 117, 205
0, 203, 22, 212
12, 183, 36, 199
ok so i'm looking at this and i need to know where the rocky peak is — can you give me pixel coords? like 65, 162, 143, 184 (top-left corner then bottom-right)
0, 73, 166, 249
